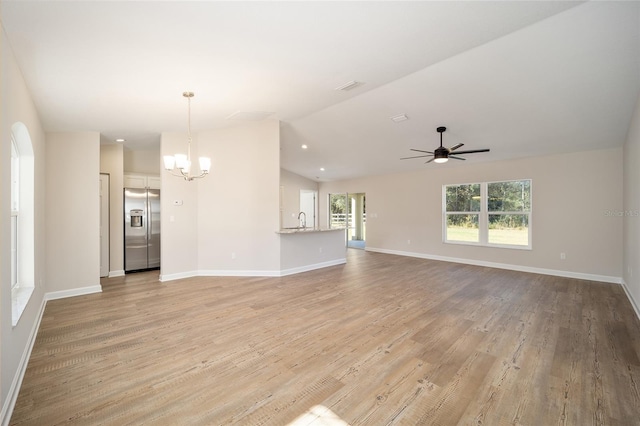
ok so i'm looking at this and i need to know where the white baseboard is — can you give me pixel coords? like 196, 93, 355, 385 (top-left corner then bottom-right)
160, 259, 348, 282
45, 285, 102, 301
159, 270, 198, 282
621, 280, 640, 322
198, 269, 282, 277
365, 247, 622, 284
1, 297, 47, 426
108, 270, 125, 278
279, 258, 347, 277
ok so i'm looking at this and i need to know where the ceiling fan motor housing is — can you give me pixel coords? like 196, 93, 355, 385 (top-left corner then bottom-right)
434, 147, 449, 160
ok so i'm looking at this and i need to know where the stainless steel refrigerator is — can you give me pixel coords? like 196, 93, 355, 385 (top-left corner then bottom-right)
124, 188, 160, 272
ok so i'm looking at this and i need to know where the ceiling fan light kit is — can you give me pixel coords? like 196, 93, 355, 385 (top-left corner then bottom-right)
400, 126, 490, 164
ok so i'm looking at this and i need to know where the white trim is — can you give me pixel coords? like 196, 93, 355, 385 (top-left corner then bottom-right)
160, 260, 348, 282
278, 259, 347, 277
108, 270, 125, 278
45, 285, 102, 301
1, 297, 46, 426
198, 269, 282, 278
365, 247, 622, 284
621, 280, 640, 322
159, 270, 198, 282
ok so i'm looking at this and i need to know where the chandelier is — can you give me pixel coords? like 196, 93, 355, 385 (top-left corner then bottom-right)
163, 91, 211, 181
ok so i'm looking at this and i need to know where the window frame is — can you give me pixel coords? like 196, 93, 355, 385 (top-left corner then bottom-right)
10, 122, 35, 327
442, 183, 482, 246
11, 138, 19, 290
443, 179, 532, 250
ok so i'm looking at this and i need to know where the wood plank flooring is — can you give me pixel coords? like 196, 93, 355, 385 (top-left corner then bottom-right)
11, 250, 640, 425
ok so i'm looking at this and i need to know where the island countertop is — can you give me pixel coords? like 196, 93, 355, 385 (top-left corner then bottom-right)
275, 227, 345, 234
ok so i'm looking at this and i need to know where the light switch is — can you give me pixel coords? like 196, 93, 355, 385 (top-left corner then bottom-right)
173, 200, 183, 206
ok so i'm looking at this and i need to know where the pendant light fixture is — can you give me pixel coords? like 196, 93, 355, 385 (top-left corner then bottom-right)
163, 91, 211, 181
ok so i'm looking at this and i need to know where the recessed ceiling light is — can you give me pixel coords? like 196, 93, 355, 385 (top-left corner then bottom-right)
115, 138, 126, 142
390, 114, 409, 123
334, 80, 361, 91
301, 144, 308, 149
320, 167, 325, 171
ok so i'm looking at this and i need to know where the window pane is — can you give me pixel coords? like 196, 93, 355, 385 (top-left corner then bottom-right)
329, 194, 347, 229
488, 180, 530, 212
11, 215, 18, 289
446, 214, 479, 242
11, 140, 19, 212
488, 214, 529, 246
445, 184, 481, 212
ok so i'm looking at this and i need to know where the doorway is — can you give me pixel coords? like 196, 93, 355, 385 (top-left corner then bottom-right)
329, 192, 366, 249
347, 193, 366, 249
299, 189, 317, 228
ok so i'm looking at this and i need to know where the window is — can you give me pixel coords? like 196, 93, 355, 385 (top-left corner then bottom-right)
11, 122, 35, 326
487, 180, 531, 247
329, 193, 347, 229
444, 184, 481, 243
444, 179, 531, 249
11, 138, 19, 290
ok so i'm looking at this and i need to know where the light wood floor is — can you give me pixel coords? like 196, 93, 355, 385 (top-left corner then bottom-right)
11, 250, 640, 425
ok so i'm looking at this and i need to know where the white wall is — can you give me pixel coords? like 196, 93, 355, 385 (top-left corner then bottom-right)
124, 147, 160, 174
320, 148, 623, 281
197, 120, 281, 274
0, 25, 47, 423
160, 120, 281, 279
623, 93, 640, 316
159, 132, 199, 279
45, 132, 102, 294
100, 144, 124, 276
280, 169, 319, 229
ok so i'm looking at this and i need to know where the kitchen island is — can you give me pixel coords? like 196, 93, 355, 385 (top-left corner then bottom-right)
277, 228, 346, 276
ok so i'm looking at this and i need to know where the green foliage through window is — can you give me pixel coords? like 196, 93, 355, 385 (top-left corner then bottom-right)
488, 180, 531, 212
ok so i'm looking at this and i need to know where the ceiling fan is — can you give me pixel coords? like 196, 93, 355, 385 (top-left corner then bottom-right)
400, 126, 490, 164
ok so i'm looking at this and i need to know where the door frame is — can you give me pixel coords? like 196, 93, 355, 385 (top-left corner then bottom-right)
99, 173, 110, 277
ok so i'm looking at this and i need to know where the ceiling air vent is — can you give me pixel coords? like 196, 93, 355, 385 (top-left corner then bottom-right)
334, 80, 361, 91
390, 114, 409, 123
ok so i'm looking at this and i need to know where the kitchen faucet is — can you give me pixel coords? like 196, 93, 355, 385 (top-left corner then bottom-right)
297, 211, 306, 228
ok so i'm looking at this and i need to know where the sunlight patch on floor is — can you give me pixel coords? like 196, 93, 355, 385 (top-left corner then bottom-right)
288, 405, 350, 426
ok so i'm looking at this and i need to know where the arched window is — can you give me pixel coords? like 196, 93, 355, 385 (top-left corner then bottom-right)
11, 122, 35, 326
11, 138, 19, 290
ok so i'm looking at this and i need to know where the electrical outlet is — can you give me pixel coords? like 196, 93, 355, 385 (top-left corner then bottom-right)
319, 247, 323, 253
407, 239, 411, 245
231, 252, 236, 260
560, 253, 566, 260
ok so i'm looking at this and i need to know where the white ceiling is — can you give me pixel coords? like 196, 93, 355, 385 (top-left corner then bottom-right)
2, 1, 639, 181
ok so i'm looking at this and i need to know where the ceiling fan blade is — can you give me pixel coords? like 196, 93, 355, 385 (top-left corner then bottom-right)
449, 143, 464, 152
410, 148, 433, 154
452, 148, 490, 155
449, 155, 466, 160
425, 158, 435, 164
400, 154, 431, 160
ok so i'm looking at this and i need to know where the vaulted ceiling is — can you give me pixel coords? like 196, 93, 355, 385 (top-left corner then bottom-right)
2, 1, 639, 181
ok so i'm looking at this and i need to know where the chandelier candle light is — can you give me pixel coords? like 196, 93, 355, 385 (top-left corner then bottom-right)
163, 91, 211, 181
